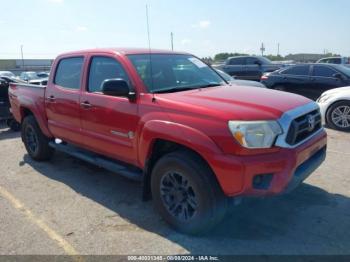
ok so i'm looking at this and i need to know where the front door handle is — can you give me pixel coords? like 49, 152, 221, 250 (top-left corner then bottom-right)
80, 101, 92, 109
47, 95, 56, 102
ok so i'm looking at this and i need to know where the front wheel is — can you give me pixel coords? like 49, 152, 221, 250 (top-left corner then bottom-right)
326, 101, 350, 131
22, 115, 54, 161
151, 151, 227, 235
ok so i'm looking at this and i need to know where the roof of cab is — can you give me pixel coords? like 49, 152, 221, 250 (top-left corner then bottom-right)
58, 48, 190, 57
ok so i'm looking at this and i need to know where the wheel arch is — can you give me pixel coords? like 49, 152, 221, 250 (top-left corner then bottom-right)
19, 106, 52, 138
139, 121, 223, 200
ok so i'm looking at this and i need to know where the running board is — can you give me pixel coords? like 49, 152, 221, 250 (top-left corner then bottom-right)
49, 142, 143, 182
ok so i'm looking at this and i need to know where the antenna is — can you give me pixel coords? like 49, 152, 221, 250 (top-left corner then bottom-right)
146, 4, 151, 52
146, 4, 155, 98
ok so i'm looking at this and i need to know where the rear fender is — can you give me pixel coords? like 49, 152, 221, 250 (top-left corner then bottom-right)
18, 97, 52, 138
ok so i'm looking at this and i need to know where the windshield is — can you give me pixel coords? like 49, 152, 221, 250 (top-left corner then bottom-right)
335, 65, 350, 76
215, 69, 234, 82
127, 54, 225, 93
0, 71, 15, 78
260, 56, 272, 64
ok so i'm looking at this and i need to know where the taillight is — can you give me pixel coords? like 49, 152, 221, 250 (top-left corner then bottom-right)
261, 75, 269, 80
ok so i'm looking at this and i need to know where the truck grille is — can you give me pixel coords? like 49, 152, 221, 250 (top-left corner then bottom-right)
286, 110, 322, 146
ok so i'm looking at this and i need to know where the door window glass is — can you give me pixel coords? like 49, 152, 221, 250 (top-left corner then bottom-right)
54, 57, 84, 89
88, 56, 129, 93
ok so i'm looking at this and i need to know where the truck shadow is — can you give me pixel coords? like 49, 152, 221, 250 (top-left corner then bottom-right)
0, 124, 20, 140
22, 152, 350, 254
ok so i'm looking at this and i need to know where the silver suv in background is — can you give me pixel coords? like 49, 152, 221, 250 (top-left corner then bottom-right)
317, 57, 350, 66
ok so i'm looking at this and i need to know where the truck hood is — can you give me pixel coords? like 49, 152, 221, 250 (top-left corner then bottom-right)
156, 85, 311, 121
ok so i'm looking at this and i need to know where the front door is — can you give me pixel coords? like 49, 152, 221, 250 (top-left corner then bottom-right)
79, 55, 139, 165
310, 65, 345, 100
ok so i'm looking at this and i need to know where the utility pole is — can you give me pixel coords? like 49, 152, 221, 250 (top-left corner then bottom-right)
277, 43, 280, 56
260, 43, 265, 56
171, 32, 174, 51
20, 45, 25, 71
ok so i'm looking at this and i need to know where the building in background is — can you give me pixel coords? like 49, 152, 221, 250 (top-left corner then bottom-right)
0, 59, 53, 75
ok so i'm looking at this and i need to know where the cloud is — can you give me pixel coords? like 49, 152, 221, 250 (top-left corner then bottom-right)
181, 39, 192, 45
192, 20, 211, 29
76, 26, 88, 32
48, 0, 64, 3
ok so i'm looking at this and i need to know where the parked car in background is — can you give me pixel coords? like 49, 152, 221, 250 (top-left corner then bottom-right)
214, 56, 283, 81
261, 64, 350, 100
215, 69, 266, 88
0, 77, 21, 131
317, 57, 350, 66
0, 71, 15, 78
19, 71, 42, 81
36, 72, 50, 78
318, 86, 350, 131
29, 78, 48, 86
9, 48, 326, 234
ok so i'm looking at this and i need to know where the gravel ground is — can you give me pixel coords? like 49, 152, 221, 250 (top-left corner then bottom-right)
0, 122, 349, 255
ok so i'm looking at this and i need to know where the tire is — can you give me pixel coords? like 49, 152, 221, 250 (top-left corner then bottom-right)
326, 101, 350, 131
6, 119, 21, 132
151, 150, 227, 235
21, 115, 54, 161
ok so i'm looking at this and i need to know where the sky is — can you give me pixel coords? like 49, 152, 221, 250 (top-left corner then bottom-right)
0, 0, 349, 59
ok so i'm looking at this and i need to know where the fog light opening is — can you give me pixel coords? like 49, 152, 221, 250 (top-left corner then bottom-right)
253, 173, 273, 190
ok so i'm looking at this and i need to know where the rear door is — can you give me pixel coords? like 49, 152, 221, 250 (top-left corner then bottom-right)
310, 65, 345, 99
45, 56, 84, 144
245, 57, 261, 81
222, 57, 246, 79
79, 54, 139, 165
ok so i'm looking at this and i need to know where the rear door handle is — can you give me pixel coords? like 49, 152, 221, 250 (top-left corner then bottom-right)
80, 101, 92, 109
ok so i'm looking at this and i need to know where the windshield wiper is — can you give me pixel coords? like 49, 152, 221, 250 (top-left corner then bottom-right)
152, 86, 197, 94
196, 83, 223, 88
152, 83, 223, 94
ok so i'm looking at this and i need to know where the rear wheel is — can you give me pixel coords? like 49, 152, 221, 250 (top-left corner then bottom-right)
22, 115, 54, 161
326, 101, 350, 131
151, 150, 227, 235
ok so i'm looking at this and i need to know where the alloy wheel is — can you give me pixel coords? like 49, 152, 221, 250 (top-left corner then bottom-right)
160, 171, 198, 221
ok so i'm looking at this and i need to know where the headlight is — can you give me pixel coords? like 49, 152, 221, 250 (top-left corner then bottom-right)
228, 121, 282, 148
317, 94, 332, 103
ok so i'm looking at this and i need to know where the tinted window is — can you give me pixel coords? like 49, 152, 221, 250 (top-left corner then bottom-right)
88, 57, 129, 93
246, 57, 260, 65
329, 58, 341, 64
313, 66, 337, 77
229, 57, 245, 65
54, 57, 83, 89
281, 65, 310, 76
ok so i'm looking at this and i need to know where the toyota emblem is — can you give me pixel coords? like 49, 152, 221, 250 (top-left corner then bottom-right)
307, 114, 316, 131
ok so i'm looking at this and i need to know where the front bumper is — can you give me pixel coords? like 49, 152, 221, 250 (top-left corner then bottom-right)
208, 129, 327, 197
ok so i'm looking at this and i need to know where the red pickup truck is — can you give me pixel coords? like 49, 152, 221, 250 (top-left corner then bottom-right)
9, 48, 327, 234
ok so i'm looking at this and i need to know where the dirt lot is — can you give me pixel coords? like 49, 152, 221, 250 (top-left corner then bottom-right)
0, 122, 349, 255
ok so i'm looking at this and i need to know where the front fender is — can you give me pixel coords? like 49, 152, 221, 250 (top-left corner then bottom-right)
138, 120, 222, 168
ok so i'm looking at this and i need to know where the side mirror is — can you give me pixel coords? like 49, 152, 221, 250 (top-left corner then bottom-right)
254, 61, 262, 66
101, 79, 136, 100
333, 73, 344, 80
